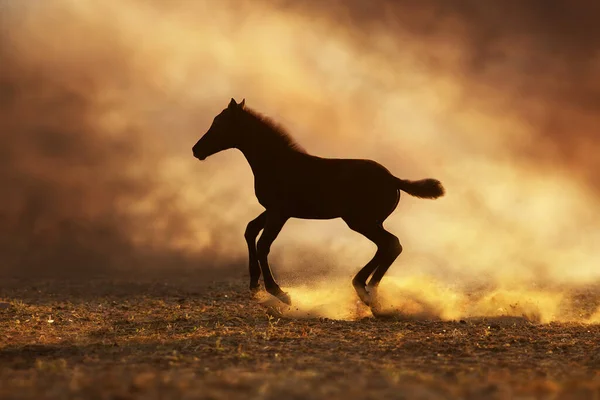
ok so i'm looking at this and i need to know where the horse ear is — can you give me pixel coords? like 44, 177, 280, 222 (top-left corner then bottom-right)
228, 98, 237, 109
239, 98, 245, 109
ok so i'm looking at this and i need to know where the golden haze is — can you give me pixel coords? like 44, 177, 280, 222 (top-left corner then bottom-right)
1, 0, 599, 322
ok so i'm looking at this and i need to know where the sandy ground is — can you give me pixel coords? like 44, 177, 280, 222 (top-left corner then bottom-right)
0, 278, 599, 400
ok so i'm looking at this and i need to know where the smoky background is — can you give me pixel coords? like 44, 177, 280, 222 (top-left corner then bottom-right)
1, 0, 599, 315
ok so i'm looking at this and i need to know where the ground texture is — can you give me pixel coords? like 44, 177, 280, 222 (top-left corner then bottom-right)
0, 279, 599, 400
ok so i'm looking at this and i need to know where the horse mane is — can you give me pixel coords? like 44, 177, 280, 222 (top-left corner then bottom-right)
243, 108, 307, 153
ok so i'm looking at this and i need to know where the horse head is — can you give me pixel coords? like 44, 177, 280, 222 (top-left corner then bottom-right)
193, 98, 246, 160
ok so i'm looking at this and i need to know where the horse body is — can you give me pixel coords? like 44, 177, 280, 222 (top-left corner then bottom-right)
252, 154, 401, 221
193, 98, 444, 310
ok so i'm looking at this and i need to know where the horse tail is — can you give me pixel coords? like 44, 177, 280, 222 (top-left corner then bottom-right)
395, 177, 445, 199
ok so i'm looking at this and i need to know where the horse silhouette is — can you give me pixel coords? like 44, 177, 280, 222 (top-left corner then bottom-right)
193, 98, 444, 309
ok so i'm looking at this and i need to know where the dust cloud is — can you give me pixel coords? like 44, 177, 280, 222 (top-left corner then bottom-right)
1, 0, 599, 322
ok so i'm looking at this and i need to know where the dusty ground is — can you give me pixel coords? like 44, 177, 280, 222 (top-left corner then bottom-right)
0, 278, 599, 400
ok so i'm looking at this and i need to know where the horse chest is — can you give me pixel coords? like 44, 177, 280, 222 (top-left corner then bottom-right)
254, 177, 287, 208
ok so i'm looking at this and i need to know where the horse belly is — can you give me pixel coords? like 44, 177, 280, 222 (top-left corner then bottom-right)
287, 197, 345, 219
280, 189, 347, 219
254, 182, 344, 219
287, 183, 398, 220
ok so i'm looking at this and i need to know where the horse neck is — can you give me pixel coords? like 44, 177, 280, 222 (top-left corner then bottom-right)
236, 125, 301, 177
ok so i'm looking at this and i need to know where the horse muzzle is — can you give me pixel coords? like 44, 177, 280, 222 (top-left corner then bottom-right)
192, 148, 207, 161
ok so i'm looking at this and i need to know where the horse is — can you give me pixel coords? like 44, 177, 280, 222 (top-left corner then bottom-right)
192, 98, 445, 309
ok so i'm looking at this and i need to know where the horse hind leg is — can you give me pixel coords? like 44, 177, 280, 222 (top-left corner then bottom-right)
344, 219, 384, 305
351, 249, 382, 306
244, 211, 267, 295
344, 218, 402, 308
367, 231, 402, 311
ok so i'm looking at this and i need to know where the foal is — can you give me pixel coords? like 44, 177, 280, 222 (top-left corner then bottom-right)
193, 98, 444, 308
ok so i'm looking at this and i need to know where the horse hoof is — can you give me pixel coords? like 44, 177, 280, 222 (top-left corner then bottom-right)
250, 284, 260, 294
367, 285, 381, 303
353, 285, 372, 306
370, 299, 383, 315
276, 291, 292, 306
249, 285, 261, 296
358, 292, 372, 307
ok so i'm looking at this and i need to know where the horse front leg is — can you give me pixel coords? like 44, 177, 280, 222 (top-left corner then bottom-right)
244, 211, 267, 295
256, 212, 291, 305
